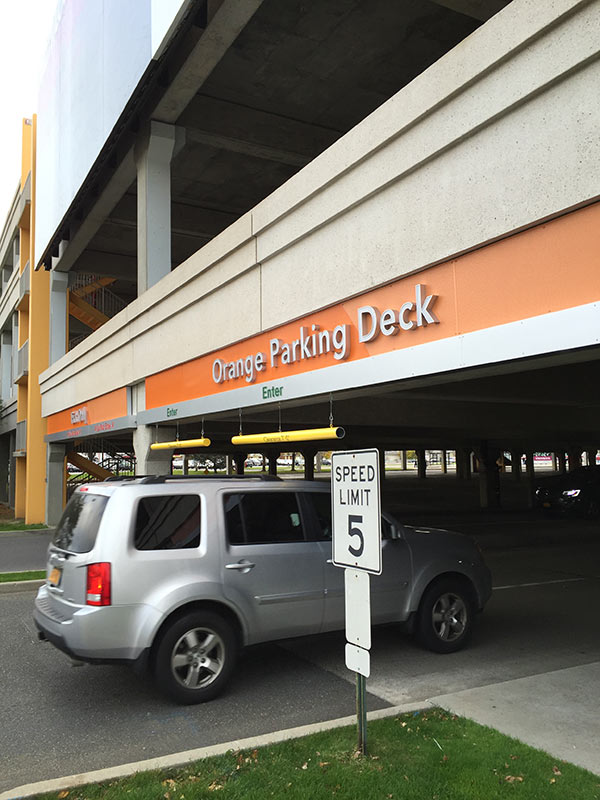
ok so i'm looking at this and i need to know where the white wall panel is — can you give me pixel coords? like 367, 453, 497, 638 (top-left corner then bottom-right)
35, 0, 189, 265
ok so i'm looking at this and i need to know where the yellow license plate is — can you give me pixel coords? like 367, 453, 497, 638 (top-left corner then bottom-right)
48, 567, 62, 586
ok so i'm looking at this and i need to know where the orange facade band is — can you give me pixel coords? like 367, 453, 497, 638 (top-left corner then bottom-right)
45, 201, 600, 429
46, 388, 128, 436
146, 202, 600, 411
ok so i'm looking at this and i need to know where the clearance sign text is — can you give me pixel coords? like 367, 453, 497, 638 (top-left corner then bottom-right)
212, 284, 438, 386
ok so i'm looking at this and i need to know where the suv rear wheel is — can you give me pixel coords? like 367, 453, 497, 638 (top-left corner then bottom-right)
415, 578, 473, 653
154, 611, 237, 704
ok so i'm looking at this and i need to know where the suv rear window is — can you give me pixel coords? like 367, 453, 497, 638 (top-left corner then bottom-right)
52, 491, 109, 553
134, 495, 201, 550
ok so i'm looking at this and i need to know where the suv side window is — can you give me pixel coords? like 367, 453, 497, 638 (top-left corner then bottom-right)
225, 492, 305, 545
134, 495, 201, 550
309, 492, 332, 541
309, 492, 395, 540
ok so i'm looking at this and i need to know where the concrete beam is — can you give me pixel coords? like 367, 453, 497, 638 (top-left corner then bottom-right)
430, 0, 508, 22
73, 250, 137, 280
109, 194, 238, 240
185, 127, 312, 168
152, 0, 266, 123
50, 150, 136, 274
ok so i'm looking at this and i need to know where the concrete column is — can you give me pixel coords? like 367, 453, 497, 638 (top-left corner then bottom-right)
551, 452, 558, 471
2, 265, 12, 294
49, 271, 69, 363
441, 450, 447, 474
234, 453, 246, 475
400, 450, 407, 470
557, 451, 566, 473
136, 121, 180, 295
11, 312, 18, 396
46, 443, 67, 525
133, 425, 176, 476
268, 454, 278, 477
0, 434, 10, 503
511, 450, 522, 481
8, 430, 15, 508
524, 451, 536, 509
567, 450, 581, 471
477, 443, 501, 509
304, 449, 315, 481
379, 448, 386, 481
584, 448, 597, 467
416, 448, 426, 479
456, 448, 469, 480
182, 455, 189, 475
525, 451, 535, 478
1, 330, 12, 403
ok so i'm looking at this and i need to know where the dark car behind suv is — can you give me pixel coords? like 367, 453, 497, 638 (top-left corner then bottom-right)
535, 465, 600, 519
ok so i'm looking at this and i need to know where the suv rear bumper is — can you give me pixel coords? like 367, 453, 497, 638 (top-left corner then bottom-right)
34, 584, 159, 663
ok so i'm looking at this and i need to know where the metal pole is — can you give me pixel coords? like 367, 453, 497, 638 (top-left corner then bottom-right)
356, 672, 367, 755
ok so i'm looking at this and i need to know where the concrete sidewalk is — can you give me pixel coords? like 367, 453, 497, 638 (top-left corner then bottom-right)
430, 661, 600, 776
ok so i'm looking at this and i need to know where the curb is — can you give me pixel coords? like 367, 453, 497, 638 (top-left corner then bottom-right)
0, 701, 426, 800
0, 580, 44, 595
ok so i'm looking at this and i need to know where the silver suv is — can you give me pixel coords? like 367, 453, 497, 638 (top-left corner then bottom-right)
34, 476, 492, 704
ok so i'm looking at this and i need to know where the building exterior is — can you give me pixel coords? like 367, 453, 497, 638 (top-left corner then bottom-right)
0, 118, 51, 523
2, 0, 599, 522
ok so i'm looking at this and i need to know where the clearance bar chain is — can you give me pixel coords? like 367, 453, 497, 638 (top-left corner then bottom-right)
150, 437, 211, 450
232, 427, 345, 446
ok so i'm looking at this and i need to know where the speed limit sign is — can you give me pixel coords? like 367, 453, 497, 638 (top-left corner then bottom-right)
331, 449, 381, 575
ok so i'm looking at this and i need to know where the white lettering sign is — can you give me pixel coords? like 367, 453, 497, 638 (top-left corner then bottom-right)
210, 284, 439, 385
70, 407, 88, 425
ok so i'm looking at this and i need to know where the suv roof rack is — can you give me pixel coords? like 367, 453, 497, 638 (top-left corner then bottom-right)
135, 474, 284, 484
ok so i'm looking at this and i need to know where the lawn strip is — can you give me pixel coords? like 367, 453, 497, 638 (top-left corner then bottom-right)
27, 709, 599, 800
0, 570, 46, 583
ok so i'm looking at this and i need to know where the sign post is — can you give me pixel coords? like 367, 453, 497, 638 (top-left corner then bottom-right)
331, 448, 381, 755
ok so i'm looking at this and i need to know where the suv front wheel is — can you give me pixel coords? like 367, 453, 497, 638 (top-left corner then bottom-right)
154, 611, 237, 704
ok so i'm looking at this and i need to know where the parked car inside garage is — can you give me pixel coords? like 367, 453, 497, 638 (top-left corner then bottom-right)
535, 466, 600, 519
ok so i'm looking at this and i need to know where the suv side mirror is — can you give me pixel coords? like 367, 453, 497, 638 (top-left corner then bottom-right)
389, 524, 402, 540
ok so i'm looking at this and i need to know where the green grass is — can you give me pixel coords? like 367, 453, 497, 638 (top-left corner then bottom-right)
0, 569, 46, 583
0, 521, 48, 530
30, 710, 599, 800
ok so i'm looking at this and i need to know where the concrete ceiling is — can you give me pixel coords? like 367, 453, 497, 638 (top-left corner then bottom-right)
62, 0, 500, 302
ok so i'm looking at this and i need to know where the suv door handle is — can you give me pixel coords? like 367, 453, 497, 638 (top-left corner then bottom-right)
225, 560, 256, 572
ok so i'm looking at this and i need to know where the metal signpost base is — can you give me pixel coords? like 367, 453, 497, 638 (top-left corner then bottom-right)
356, 672, 367, 755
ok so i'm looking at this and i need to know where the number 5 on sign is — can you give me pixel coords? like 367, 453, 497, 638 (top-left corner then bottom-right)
332, 449, 381, 575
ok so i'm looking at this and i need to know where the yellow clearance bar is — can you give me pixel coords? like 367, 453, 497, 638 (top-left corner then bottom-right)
232, 427, 345, 446
150, 438, 211, 450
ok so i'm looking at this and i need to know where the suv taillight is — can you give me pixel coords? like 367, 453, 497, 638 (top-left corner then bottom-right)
86, 563, 111, 606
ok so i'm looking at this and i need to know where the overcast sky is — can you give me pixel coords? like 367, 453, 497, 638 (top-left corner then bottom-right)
0, 0, 60, 228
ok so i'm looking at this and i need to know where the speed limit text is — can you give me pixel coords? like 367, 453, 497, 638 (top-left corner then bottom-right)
335, 463, 376, 506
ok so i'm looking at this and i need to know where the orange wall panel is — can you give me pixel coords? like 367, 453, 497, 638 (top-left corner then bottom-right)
46, 388, 128, 435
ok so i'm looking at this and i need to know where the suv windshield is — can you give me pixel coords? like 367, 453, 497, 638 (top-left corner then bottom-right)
52, 491, 109, 553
